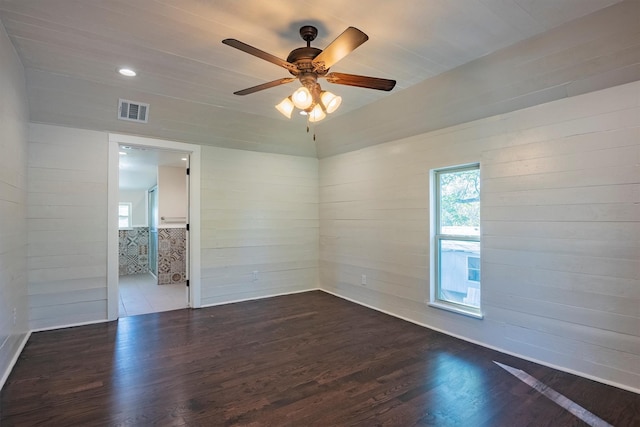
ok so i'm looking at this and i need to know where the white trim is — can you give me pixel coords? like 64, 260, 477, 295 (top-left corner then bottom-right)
320, 289, 640, 395
107, 140, 120, 320
107, 133, 202, 319
0, 332, 31, 391
30, 318, 111, 333
199, 288, 321, 309
430, 163, 482, 313
428, 301, 483, 319
187, 146, 202, 308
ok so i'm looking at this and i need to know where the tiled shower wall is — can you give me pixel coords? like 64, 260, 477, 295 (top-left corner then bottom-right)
119, 227, 149, 275
158, 227, 186, 285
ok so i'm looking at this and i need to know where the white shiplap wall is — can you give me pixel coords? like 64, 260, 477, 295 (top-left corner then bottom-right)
27, 124, 109, 330
200, 146, 319, 306
319, 81, 640, 392
0, 19, 29, 389
25, 124, 319, 329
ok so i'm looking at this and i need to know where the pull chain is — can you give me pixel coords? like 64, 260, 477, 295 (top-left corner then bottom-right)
306, 115, 316, 141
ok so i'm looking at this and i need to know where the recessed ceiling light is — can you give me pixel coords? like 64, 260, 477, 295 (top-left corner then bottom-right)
118, 68, 136, 77
119, 151, 127, 155
181, 158, 187, 161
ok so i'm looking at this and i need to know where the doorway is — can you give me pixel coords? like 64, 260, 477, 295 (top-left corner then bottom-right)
117, 147, 189, 317
107, 134, 202, 320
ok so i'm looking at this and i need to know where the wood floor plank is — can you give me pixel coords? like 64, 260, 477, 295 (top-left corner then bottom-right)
1, 291, 638, 426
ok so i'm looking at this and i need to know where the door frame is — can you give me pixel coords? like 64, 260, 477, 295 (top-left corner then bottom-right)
107, 134, 202, 320
147, 185, 158, 279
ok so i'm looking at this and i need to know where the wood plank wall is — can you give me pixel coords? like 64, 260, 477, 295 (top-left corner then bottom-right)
0, 21, 29, 387
318, 81, 640, 392
24, 126, 320, 328
27, 124, 109, 330
316, 0, 640, 158
200, 146, 319, 306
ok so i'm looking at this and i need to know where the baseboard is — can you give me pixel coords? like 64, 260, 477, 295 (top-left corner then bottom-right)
199, 287, 321, 309
30, 317, 112, 333
27, 288, 322, 331
0, 331, 31, 392
320, 289, 640, 395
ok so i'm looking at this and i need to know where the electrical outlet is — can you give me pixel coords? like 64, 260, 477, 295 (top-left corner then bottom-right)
361, 274, 367, 285
252, 271, 258, 281
12, 307, 17, 325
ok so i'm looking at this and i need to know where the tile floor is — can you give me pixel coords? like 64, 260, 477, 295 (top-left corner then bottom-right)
118, 273, 187, 317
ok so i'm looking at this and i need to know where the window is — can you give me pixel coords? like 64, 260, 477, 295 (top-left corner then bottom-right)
119, 202, 132, 229
431, 164, 481, 317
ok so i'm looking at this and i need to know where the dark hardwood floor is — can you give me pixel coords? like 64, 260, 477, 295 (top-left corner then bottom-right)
1, 291, 638, 426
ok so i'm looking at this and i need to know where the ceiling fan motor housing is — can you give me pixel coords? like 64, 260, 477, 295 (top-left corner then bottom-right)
286, 47, 325, 76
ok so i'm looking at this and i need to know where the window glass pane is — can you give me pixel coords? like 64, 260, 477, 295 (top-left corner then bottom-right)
119, 203, 131, 228
438, 168, 480, 236
438, 239, 480, 308
467, 256, 480, 282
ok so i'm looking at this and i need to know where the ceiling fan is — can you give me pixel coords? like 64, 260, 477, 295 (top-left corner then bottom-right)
222, 25, 396, 122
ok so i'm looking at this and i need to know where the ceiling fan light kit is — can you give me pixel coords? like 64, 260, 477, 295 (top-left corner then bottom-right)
275, 96, 295, 119
308, 104, 326, 123
320, 91, 342, 114
291, 86, 313, 110
222, 25, 396, 126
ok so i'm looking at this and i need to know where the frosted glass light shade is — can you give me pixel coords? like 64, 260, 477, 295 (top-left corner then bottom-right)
291, 86, 313, 109
275, 97, 294, 118
320, 91, 342, 114
308, 104, 326, 122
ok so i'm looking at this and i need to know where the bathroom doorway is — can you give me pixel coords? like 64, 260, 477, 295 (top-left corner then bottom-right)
117, 146, 189, 317
107, 134, 201, 320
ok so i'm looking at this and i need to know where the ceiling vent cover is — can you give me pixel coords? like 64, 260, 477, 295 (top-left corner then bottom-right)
118, 99, 149, 123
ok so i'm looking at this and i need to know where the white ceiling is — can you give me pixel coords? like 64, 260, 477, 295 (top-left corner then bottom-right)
0, 0, 623, 157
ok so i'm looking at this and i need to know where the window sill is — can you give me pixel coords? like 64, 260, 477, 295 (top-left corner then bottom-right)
428, 301, 484, 319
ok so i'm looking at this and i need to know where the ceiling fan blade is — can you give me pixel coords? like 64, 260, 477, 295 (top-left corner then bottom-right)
233, 78, 297, 96
222, 39, 298, 73
324, 72, 396, 91
312, 27, 368, 71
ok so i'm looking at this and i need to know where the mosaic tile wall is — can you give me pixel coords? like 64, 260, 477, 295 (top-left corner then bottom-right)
158, 227, 186, 285
119, 227, 149, 275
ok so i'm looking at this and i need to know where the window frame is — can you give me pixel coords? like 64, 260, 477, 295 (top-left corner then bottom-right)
429, 163, 483, 319
118, 202, 133, 230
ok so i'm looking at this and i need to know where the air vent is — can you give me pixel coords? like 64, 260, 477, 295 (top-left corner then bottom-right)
118, 99, 149, 123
